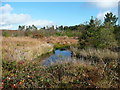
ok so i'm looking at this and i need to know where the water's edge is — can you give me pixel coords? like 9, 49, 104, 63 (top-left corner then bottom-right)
41, 49, 72, 66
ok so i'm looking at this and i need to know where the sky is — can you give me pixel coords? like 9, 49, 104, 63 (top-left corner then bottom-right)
0, 0, 119, 30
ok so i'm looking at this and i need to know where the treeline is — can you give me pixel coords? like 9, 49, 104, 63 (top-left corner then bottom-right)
17, 12, 119, 33
18, 24, 82, 31
2, 12, 120, 49
78, 12, 120, 49
18, 12, 120, 48
18, 25, 37, 31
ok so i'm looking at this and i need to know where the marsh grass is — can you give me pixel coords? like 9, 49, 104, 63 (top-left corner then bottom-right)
71, 47, 119, 63
78, 48, 119, 59
2, 37, 53, 61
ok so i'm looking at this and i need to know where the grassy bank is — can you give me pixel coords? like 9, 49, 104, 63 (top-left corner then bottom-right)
2, 37, 54, 61
54, 43, 71, 50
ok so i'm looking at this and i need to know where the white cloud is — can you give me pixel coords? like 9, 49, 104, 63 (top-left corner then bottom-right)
1, 13, 32, 25
0, 4, 13, 13
0, 4, 55, 30
94, 0, 118, 9
97, 10, 118, 21
97, 11, 111, 20
0, 25, 13, 30
25, 20, 54, 28
96, 0, 118, 22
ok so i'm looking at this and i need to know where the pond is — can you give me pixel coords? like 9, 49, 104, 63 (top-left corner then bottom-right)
42, 49, 72, 66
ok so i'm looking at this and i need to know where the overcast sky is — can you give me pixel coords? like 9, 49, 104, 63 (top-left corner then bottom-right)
0, 0, 118, 30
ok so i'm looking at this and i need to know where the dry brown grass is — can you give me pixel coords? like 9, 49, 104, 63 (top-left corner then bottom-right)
43, 36, 78, 45
79, 48, 119, 59
2, 37, 54, 61
71, 47, 119, 60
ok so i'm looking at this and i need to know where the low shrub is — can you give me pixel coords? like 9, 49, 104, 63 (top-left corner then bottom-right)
24, 30, 33, 37
2, 32, 10, 37
2, 57, 120, 88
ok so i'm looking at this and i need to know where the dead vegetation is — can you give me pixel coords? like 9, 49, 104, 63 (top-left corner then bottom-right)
2, 37, 53, 61
43, 36, 78, 45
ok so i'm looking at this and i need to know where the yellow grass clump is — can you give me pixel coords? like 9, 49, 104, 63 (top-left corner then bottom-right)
2, 37, 54, 61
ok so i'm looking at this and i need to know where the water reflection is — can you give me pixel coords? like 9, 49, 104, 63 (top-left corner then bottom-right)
43, 49, 72, 66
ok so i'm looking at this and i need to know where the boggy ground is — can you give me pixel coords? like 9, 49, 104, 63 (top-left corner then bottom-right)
1, 36, 120, 89
2, 36, 78, 62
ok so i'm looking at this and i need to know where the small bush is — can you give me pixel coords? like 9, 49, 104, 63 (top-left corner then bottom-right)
2, 32, 10, 37
95, 26, 117, 48
24, 30, 33, 37
114, 26, 120, 45
79, 24, 118, 49
32, 34, 44, 38
12, 33, 19, 37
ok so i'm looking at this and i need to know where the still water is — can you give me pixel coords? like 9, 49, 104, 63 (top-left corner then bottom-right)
42, 49, 72, 66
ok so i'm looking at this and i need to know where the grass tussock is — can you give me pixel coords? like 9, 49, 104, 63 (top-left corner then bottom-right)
2, 37, 54, 61
71, 47, 120, 60
79, 48, 118, 59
